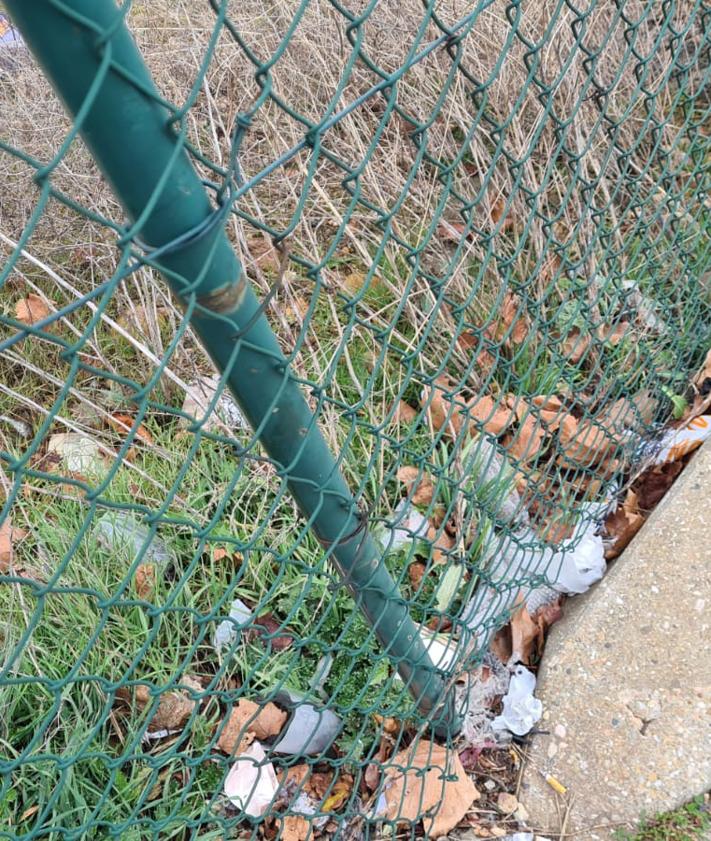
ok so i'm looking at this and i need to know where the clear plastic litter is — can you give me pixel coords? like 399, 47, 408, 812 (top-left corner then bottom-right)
213, 598, 253, 654
378, 500, 429, 552
93, 511, 174, 565
652, 415, 711, 464
180, 374, 246, 433
492, 665, 542, 736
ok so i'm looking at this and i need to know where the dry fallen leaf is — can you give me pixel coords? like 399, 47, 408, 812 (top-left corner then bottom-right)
382, 739, 479, 837
321, 777, 353, 812
427, 523, 454, 565
421, 376, 465, 436
251, 613, 294, 652
561, 326, 591, 364
397, 466, 434, 506
15, 293, 50, 325
490, 196, 515, 232
148, 691, 195, 732
109, 413, 154, 446
467, 395, 513, 436
437, 219, 468, 243
217, 699, 287, 754
510, 598, 538, 665
559, 417, 615, 467
281, 816, 310, 841
0, 518, 13, 571
495, 292, 528, 345
393, 400, 418, 425
604, 488, 646, 560
134, 563, 156, 599
597, 321, 630, 346
507, 414, 545, 464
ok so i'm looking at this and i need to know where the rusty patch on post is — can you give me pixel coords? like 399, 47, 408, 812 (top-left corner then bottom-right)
196, 277, 246, 314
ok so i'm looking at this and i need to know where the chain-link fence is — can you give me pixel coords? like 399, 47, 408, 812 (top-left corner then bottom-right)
1, 0, 709, 838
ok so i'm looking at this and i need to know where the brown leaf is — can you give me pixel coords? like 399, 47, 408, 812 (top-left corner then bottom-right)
382, 740, 479, 837
393, 400, 418, 425
597, 321, 630, 345
397, 466, 434, 506
633, 461, 684, 512
15, 293, 50, 325
531, 395, 563, 412
489, 626, 512, 664
427, 524, 454, 565
495, 293, 528, 345
510, 599, 539, 665
467, 395, 513, 436
252, 613, 294, 652
365, 763, 380, 790
19, 805, 40, 822
437, 220, 468, 243
0, 518, 13, 572
149, 691, 195, 732
490, 196, 514, 232
561, 326, 591, 365
109, 413, 154, 446
560, 418, 615, 467
507, 415, 545, 465
604, 493, 645, 560
420, 376, 465, 436
217, 699, 287, 754
134, 563, 156, 599
457, 330, 497, 372
281, 816, 310, 841
212, 547, 229, 561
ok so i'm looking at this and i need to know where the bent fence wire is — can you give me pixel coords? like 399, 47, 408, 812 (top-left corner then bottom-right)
0, 0, 709, 838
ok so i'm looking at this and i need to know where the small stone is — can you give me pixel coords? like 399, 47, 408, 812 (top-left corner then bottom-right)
547, 741, 558, 759
484, 779, 497, 791
515, 802, 529, 822
497, 792, 519, 814
490, 827, 507, 837
553, 723, 566, 739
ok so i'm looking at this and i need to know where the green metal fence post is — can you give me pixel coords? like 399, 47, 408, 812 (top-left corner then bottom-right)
5, 0, 460, 735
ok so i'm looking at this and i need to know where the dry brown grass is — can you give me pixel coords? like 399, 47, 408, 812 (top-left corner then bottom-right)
0, 0, 707, 458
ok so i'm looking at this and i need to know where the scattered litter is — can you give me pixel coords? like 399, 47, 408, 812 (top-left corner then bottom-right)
48, 433, 107, 477
93, 512, 173, 565
501, 834, 533, 841
652, 415, 711, 464
270, 690, 342, 755
456, 656, 510, 747
460, 497, 611, 654
223, 741, 278, 817
378, 500, 429, 552
0, 415, 32, 439
492, 666, 542, 736
180, 374, 246, 433
213, 598, 253, 654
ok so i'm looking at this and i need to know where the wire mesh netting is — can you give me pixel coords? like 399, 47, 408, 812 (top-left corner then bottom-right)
0, 0, 710, 838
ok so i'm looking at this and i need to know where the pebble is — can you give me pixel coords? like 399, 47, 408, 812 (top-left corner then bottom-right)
484, 779, 497, 791
553, 723, 567, 738
547, 741, 558, 759
497, 792, 519, 814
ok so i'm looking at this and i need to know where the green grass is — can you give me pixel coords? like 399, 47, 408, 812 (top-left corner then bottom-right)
614, 796, 711, 841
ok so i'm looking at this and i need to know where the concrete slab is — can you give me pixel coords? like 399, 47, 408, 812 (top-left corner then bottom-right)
520, 441, 711, 839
